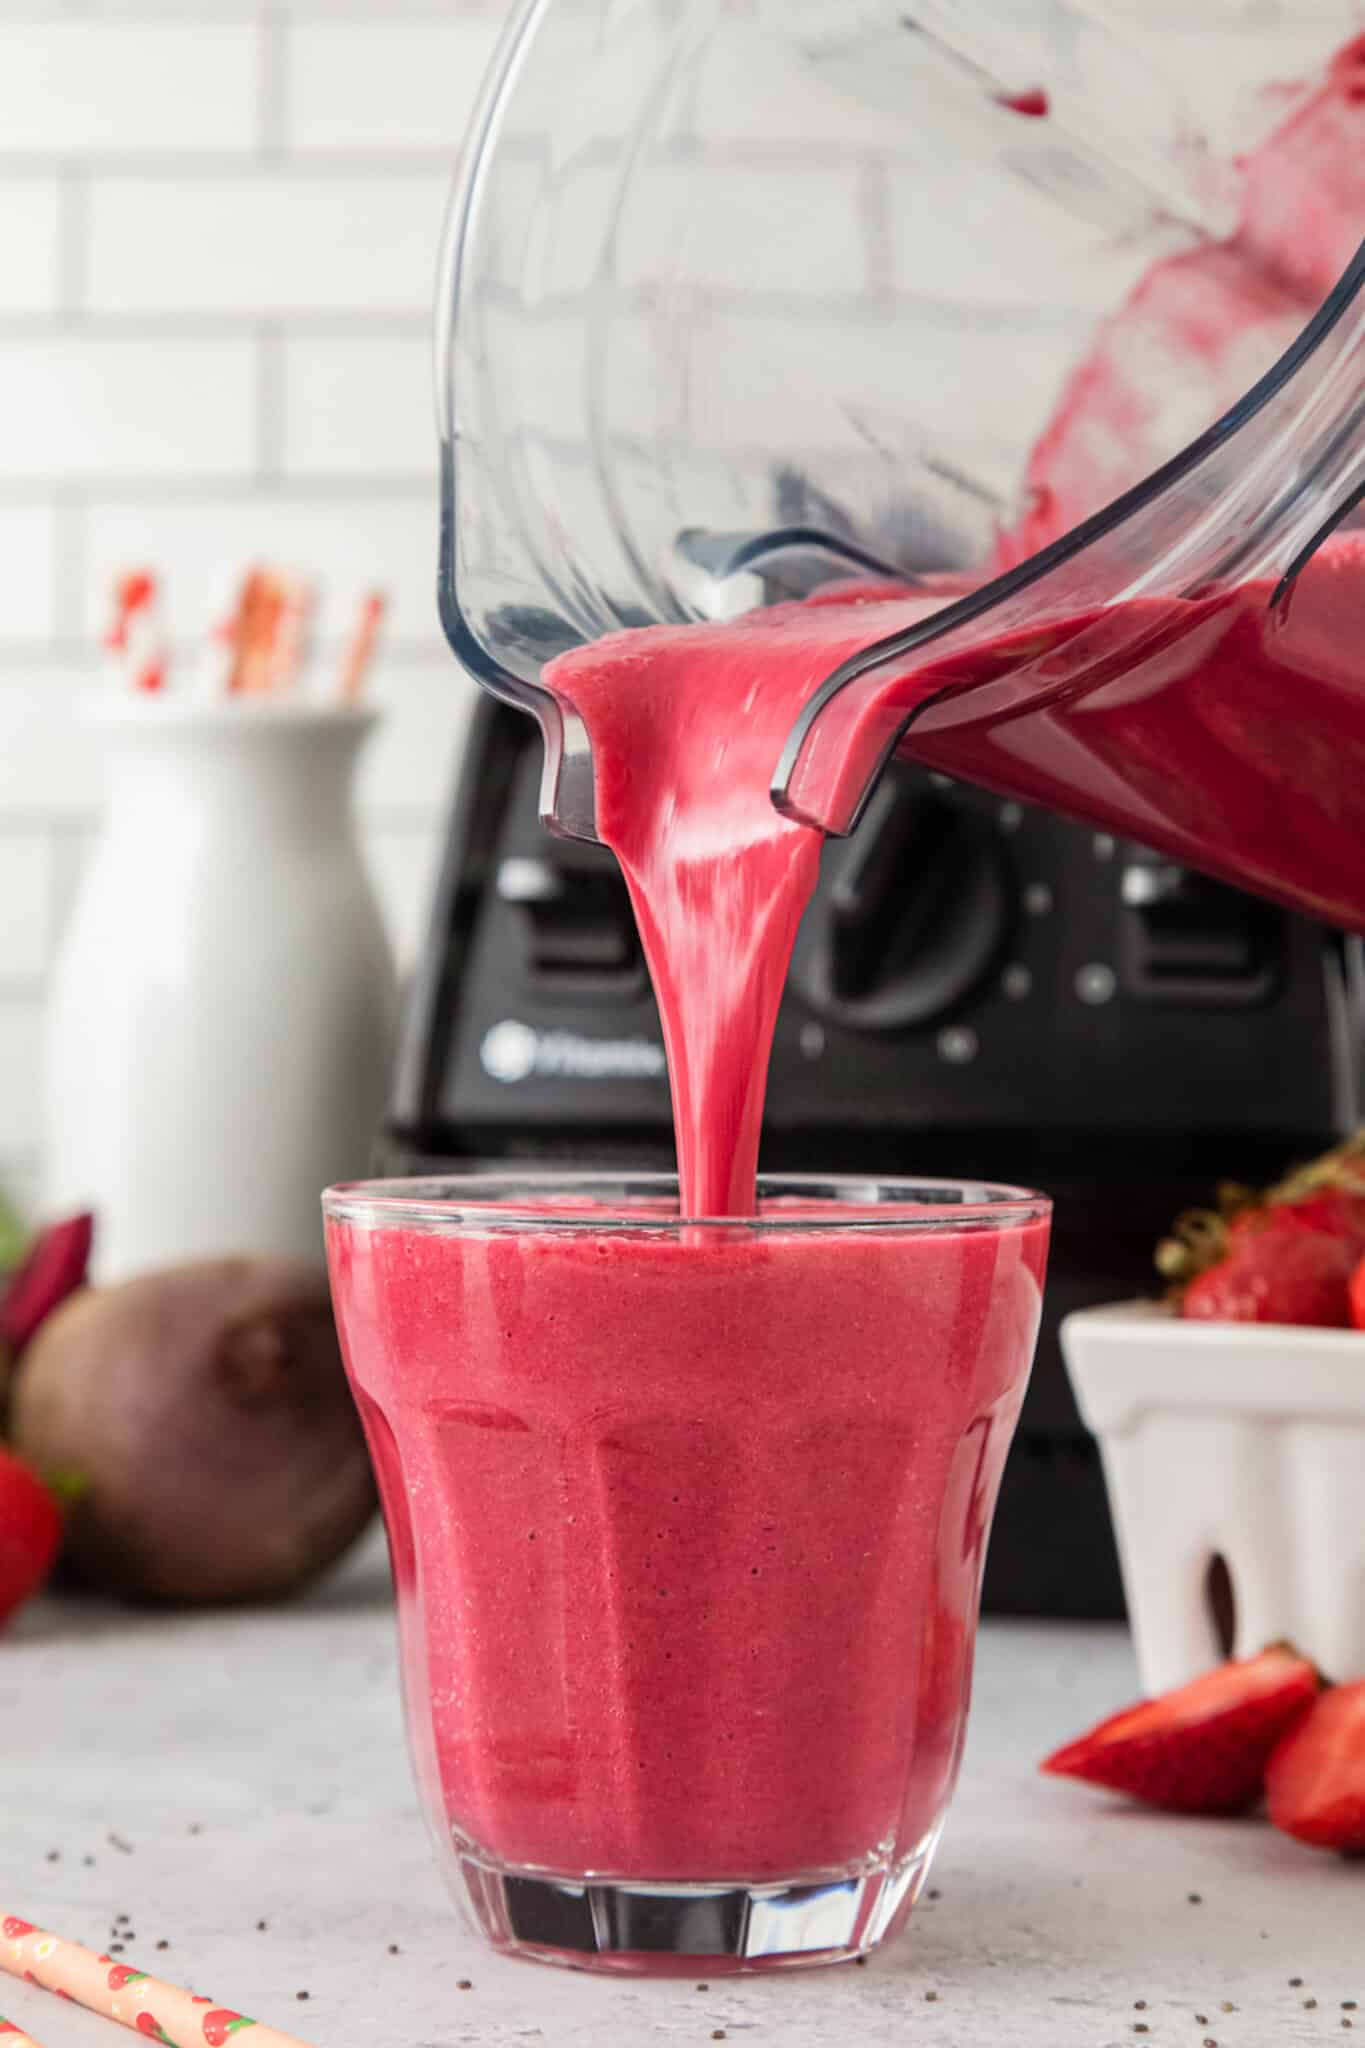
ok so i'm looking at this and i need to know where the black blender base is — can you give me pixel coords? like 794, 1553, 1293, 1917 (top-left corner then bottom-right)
983, 1430, 1125, 1619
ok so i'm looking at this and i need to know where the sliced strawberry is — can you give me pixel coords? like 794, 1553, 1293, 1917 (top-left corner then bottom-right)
1267, 1681, 1365, 1853
1042, 1647, 1320, 1813
1182, 1218, 1354, 1326
0, 1445, 62, 1626
0, 1212, 94, 1358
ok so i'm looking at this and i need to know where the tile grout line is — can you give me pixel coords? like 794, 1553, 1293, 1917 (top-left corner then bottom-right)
259, 4, 289, 160
257, 320, 286, 486
0, 313, 434, 340
0, 151, 457, 174
858, 156, 895, 311
52, 491, 90, 650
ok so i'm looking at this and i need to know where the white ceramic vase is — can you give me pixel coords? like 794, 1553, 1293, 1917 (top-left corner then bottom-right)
43, 701, 398, 1283
1063, 1302, 1365, 1694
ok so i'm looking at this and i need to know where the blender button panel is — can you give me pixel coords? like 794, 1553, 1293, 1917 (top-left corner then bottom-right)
1075, 963, 1118, 1007
799, 1021, 826, 1060
937, 1025, 979, 1065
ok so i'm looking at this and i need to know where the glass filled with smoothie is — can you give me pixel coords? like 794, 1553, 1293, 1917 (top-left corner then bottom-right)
324, 1171, 1049, 1971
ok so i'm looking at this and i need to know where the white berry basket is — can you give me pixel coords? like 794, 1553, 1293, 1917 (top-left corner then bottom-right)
1061, 1302, 1365, 1695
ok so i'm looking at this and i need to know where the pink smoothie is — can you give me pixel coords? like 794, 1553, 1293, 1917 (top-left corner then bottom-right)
327, 1191, 1048, 1881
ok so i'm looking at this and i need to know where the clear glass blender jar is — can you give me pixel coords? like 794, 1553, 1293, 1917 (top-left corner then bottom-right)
437, 0, 1365, 900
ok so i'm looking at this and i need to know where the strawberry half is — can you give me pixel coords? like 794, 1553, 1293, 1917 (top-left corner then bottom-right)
1266, 1680, 1365, 1853
1042, 1647, 1320, 1813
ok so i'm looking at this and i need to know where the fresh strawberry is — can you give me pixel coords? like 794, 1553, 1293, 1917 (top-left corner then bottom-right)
1349, 1254, 1365, 1330
1262, 1186, 1365, 1245
1266, 1680, 1365, 1852
0, 1445, 62, 1625
0, 1212, 93, 1358
1159, 1132, 1365, 1322
1042, 1647, 1320, 1812
1181, 1215, 1355, 1326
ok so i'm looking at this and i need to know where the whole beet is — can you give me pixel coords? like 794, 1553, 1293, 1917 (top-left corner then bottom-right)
10, 1256, 376, 1604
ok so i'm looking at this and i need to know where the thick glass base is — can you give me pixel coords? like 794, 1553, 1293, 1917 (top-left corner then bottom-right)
450, 1834, 939, 1974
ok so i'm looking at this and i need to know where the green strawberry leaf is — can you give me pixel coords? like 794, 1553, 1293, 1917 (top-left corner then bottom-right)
0, 1193, 26, 1278
43, 1466, 90, 1507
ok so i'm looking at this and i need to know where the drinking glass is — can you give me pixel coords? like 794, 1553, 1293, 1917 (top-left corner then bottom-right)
324, 1172, 1050, 1972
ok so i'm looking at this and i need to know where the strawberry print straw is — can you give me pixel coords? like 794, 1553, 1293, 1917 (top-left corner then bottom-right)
2, 1917, 317, 2048
0, 2017, 46, 2047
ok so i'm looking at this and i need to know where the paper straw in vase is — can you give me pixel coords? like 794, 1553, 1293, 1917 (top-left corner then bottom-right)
104, 571, 169, 696
338, 591, 386, 705
263, 573, 315, 700
0, 2016, 47, 2047
2, 1916, 317, 2048
225, 568, 283, 697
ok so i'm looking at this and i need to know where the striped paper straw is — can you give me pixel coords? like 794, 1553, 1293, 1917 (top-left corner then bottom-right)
104, 571, 168, 695
225, 568, 281, 696
267, 572, 315, 696
338, 590, 386, 705
2, 1916, 316, 2048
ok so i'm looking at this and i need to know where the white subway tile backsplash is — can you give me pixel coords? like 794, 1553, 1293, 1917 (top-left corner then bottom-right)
88, 171, 450, 318
686, 25, 915, 152
617, 163, 869, 298
358, 656, 474, 815
0, 506, 59, 646
0, 178, 61, 316
0, 1000, 44, 1158
0, 23, 261, 157
0, 335, 257, 484
285, 19, 503, 155
83, 490, 444, 651
49, 823, 97, 953
0, 667, 105, 820
74, 0, 501, 11
280, 0, 506, 12
280, 331, 436, 478
362, 816, 445, 972
887, 175, 1162, 315
687, 304, 1082, 470
0, 1154, 39, 1228
0, 829, 55, 988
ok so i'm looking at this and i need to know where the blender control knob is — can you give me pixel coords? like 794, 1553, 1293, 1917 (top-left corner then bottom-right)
792, 767, 1012, 1031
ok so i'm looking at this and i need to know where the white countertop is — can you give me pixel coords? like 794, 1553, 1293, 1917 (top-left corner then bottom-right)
6, 1532, 1357, 2048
